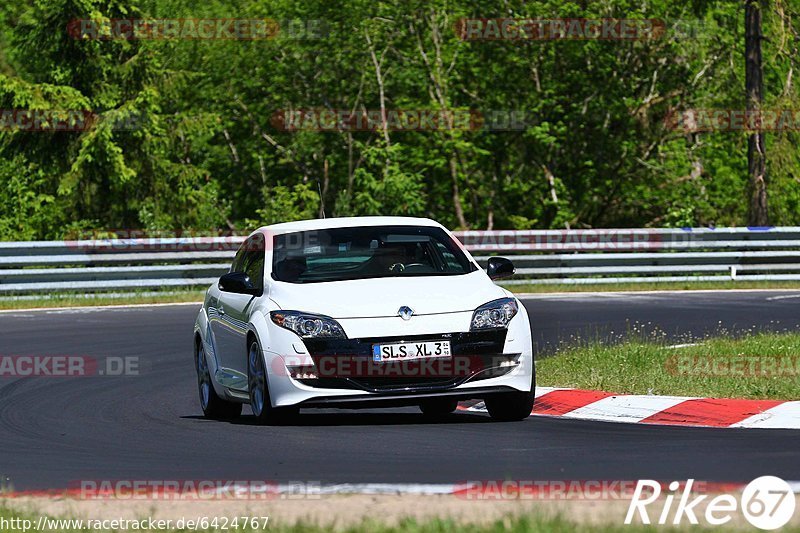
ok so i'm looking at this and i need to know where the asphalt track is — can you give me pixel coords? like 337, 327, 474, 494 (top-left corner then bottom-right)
1, 291, 799, 490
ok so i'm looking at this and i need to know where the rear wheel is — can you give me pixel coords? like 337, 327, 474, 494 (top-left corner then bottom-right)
248, 339, 298, 425
196, 342, 242, 420
485, 366, 536, 422
419, 398, 458, 418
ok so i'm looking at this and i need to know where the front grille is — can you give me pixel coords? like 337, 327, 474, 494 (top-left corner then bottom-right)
299, 329, 514, 393
304, 329, 507, 357
301, 376, 462, 392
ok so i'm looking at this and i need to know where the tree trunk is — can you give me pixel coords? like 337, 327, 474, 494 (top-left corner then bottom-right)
745, 0, 768, 226
449, 156, 468, 229
319, 158, 329, 218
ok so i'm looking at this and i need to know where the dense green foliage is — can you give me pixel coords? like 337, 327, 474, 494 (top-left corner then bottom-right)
0, 0, 798, 239
539, 330, 800, 399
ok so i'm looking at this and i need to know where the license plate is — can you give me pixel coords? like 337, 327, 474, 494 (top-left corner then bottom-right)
372, 341, 451, 362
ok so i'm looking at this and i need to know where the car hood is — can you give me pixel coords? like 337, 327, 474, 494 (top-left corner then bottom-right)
268, 270, 507, 319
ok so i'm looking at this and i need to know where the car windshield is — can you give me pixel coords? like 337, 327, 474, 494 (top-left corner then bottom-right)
271, 225, 477, 284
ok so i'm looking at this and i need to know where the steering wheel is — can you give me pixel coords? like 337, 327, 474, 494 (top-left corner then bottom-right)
390, 262, 427, 273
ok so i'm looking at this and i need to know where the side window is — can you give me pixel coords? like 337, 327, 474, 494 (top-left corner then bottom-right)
434, 241, 462, 271
230, 244, 247, 273
241, 234, 266, 290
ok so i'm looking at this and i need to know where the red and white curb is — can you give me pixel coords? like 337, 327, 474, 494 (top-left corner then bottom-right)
460, 387, 800, 429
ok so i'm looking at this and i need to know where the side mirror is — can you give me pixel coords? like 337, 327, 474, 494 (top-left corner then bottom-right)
486, 256, 515, 280
219, 272, 260, 296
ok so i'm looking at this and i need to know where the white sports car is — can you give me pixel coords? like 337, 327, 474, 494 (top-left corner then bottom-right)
193, 216, 535, 424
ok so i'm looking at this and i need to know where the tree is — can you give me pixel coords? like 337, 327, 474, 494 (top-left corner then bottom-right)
745, 0, 768, 226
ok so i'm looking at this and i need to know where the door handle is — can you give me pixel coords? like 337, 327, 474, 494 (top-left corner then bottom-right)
218, 305, 225, 316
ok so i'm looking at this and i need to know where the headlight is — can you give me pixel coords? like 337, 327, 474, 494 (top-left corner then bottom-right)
470, 298, 519, 330
270, 311, 347, 339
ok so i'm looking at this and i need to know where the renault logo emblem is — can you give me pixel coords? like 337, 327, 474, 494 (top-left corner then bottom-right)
398, 306, 414, 321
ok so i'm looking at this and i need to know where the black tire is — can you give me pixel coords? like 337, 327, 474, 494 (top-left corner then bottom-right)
247, 338, 298, 425
196, 342, 242, 420
419, 398, 458, 417
485, 366, 536, 422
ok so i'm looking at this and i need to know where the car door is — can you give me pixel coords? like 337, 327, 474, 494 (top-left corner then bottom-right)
210, 234, 265, 392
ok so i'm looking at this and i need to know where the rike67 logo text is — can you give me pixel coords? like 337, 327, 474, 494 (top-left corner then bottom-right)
625, 477, 796, 530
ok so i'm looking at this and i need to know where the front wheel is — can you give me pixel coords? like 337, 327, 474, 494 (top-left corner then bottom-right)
485, 366, 536, 422
248, 339, 298, 425
196, 343, 242, 420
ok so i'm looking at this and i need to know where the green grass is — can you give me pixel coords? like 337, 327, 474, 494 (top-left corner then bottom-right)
0, 505, 759, 532
0, 290, 205, 310
538, 331, 800, 400
507, 280, 800, 293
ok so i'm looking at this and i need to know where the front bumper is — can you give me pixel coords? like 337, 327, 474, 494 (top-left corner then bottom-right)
296, 386, 521, 409
298, 330, 518, 392
264, 310, 533, 407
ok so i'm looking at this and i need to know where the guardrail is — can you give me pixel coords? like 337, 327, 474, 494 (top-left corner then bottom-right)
2, 227, 800, 293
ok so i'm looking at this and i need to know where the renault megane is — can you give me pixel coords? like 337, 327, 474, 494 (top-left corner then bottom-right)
193, 216, 535, 424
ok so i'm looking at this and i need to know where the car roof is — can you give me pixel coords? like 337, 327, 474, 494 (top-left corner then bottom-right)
252, 216, 444, 236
